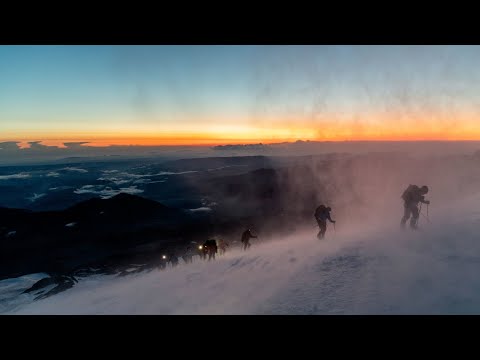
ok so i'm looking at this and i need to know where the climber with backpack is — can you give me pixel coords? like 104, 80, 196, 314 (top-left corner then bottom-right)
241, 229, 257, 251
400, 184, 430, 230
314, 204, 336, 239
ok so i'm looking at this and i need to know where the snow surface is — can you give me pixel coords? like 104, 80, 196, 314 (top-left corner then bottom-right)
0, 273, 50, 313
3, 193, 480, 315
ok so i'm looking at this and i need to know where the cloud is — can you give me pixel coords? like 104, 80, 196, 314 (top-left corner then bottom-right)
28, 141, 59, 150
132, 178, 166, 185
0, 173, 31, 180
98, 172, 151, 185
61, 167, 88, 173
0, 142, 21, 151
49, 186, 73, 191
98, 171, 193, 186
102, 170, 119, 174
155, 171, 198, 175
97, 177, 131, 185
206, 165, 248, 171
27, 193, 46, 202
188, 207, 213, 212
73, 185, 144, 199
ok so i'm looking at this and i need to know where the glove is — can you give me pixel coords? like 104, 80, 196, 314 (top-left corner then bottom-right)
425, 200, 430, 205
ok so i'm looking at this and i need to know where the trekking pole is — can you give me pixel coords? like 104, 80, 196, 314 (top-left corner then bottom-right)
419, 203, 431, 224
333, 222, 336, 238
418, 203, 422, 227
420, 211, 431, 223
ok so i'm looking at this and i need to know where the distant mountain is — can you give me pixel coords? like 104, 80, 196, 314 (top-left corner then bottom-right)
162, 156, 272, 172
212, 143, 268, 151
66, 192, 177, 220
0, 193, 206, 281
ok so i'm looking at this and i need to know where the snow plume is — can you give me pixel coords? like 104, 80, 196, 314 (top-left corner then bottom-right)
267, 150, 480, 236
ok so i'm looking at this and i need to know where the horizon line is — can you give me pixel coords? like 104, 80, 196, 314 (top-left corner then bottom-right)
3, 138, 480, 149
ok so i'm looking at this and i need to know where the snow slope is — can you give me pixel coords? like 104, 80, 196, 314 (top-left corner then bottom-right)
5, 195, 480, 315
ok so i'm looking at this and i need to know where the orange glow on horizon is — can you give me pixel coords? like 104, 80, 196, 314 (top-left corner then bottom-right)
4, 114, 480, 147
6, 134, 480, 148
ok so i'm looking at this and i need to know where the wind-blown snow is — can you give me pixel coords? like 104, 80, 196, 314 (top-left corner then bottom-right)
6, 194, 480, 315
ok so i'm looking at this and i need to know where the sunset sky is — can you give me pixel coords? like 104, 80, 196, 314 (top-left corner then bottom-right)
2, 45, 480, 147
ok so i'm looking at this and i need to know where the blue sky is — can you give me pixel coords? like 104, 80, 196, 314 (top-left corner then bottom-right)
1, 45, 480, 144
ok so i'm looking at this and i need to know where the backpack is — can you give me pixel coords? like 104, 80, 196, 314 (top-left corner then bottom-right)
315, 205, 327, 218
401, 184, 418, 202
